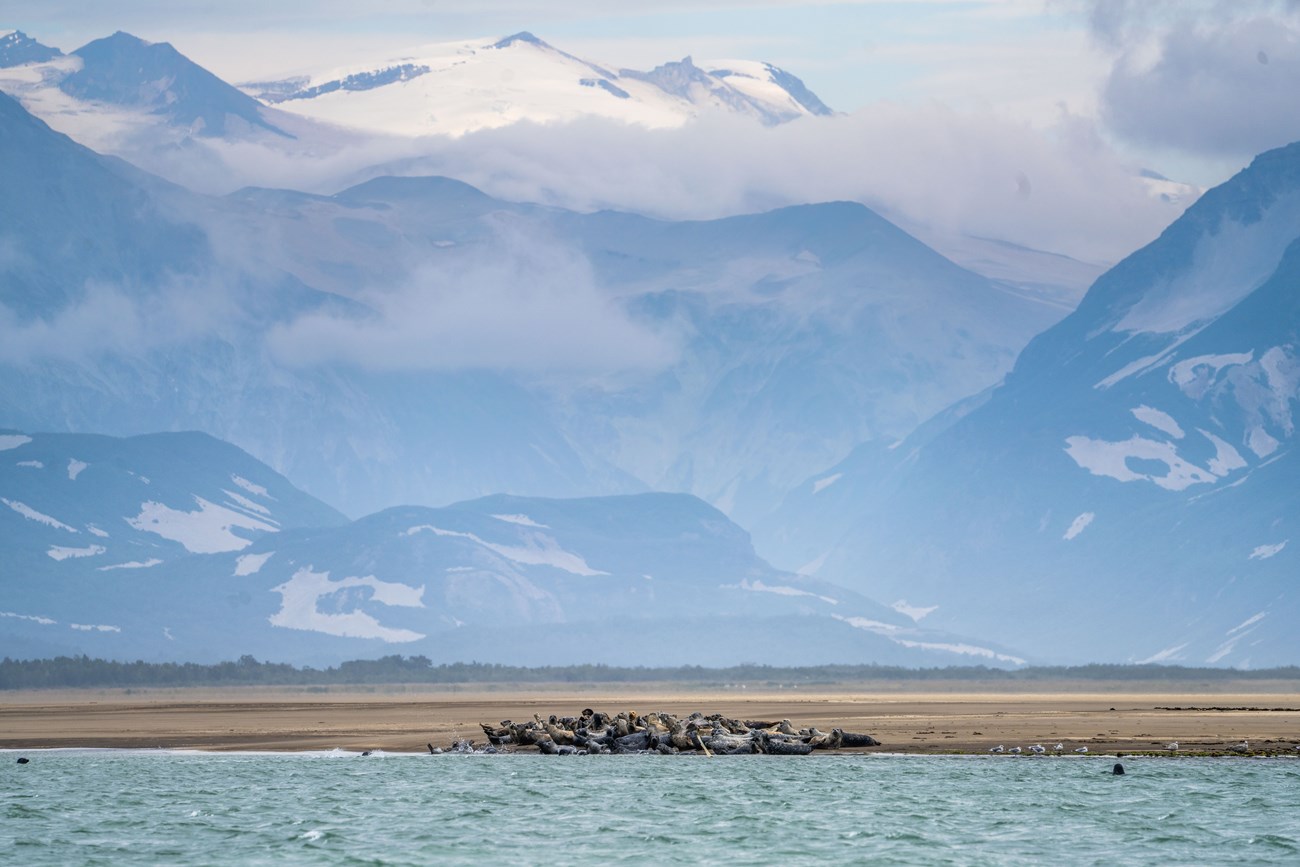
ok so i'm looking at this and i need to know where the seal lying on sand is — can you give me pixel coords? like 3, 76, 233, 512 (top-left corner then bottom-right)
435, 708, 883, 756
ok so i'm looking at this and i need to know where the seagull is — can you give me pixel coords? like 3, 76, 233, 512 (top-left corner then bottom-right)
1074, 746, 1089, 754
989, 745, 1005, 754
1233, 740, 1249, 753
1054, 743, 1065, 753
1166, 742, 1179, 751
1009, 746, 1023, 755
1029, 744, 1046, 755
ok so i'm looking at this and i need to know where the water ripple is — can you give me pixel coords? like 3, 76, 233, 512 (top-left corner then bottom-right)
4, 753, 1300, 864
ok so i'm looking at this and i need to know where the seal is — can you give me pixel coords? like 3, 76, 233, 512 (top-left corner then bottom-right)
1112, 763, 1125, 775
16, 757, 30, 764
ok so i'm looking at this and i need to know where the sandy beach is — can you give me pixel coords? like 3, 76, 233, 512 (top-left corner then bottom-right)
3, 681, 1298, 755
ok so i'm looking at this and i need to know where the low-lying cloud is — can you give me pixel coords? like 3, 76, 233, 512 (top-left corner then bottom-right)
0, 273, 239, 365
379, 107, 1184, 265
265, 225, 678, 374
180, 106, 1185, 266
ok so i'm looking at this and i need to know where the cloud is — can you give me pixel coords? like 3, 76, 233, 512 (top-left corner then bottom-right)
265, 221, 678, 373
0, 284, 143, 364
148, 102, 1184, 266
0, 274, 238, 365
367, 106, 1183, 265
1086, 1, 1300, 158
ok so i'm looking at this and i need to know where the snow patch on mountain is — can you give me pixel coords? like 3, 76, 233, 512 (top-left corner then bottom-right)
1063, 512, 1095, 540
1064, 435, 1219, 490
86, 525, 109, 538
1248, 541, 1287, 561
1200, 430, 1248, 476
891, 600, 938, 622
1131, 405, 1184, 438
892, 639, 1027, 666
1137, 643, 1188, 664
3, 498, 78, 532
97, 559, 163, 571
1207, 612, 1267, 663
222, 489, 273, 517
71, 623, 120, 632
0, 434, 32, 451
1228, 612, 1268, 634
832, 614, 903, 634
405, 524, 606, 576
234, 551, 275, 576
67, 458, 87, 480
1, 610, 56, 626
492, 513, 549, 528
1096, 351, 1173, 389
721, 578, 838, 605
17, 460, 43, 468
231, 475, 272, 499
269, 566, 425, 642
126, 496, 278, 553
1247, 426, 1280, 458
811, 473, 842, 494
47, 544, 106, 560
1169, 352, 1254, 393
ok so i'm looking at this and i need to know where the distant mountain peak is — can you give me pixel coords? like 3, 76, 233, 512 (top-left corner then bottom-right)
492, 31, 547, 49
0, 29, 63, 67
61, 30, 288, 138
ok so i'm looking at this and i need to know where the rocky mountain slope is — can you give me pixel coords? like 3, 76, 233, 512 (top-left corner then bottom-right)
760, 141, 1300, 666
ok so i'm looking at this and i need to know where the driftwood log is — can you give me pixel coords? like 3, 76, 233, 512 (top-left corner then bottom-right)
443, 709, 881, 756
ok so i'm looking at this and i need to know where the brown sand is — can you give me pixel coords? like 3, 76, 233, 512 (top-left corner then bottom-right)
3, 681, 1298, 755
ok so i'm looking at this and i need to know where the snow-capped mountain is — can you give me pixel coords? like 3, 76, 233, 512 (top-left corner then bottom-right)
0, 25, 1138, 306
0, 429, 1024, 666
760, 140, 1300, 666
243, 31, 832, 137
0, 91, 1064, 527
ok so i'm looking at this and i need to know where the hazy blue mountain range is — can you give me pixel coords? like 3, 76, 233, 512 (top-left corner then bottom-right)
4, 27, 1293, 668
0, 431, 1024, 667
759, 141, 1300, 666
0, 89, 1064, 528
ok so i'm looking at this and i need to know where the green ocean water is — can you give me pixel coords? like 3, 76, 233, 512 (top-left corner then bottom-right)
4, 751, 1299, 865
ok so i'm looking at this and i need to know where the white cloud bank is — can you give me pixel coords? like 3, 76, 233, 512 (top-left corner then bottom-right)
266, 223, 677, 373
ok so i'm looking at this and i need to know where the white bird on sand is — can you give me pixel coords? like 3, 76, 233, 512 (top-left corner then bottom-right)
1009, 746, 1023, 754
1166, 742, 1179, 751
1074, 746, 1089, 754
1029, 744, 1046, 755
1054, 743, 1065, 753
989, 745, 1005, 754
1233, 740, 1249, 752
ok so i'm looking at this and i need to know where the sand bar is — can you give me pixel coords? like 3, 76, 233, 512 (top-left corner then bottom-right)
3, 682, 1298, 755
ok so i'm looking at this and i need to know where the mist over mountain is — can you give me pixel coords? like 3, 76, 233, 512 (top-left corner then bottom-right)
0, 27, 1187, 296
760, 142, 1300, 667
0, 90, 1062, 527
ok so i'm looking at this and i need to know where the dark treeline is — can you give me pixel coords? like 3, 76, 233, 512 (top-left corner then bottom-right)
3, 655, 1299, 690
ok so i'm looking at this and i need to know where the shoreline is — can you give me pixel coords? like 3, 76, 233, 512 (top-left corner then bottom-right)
4, 683, 1298, 756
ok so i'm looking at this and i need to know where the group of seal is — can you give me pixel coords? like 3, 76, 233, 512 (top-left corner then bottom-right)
437, 708, 881, 756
